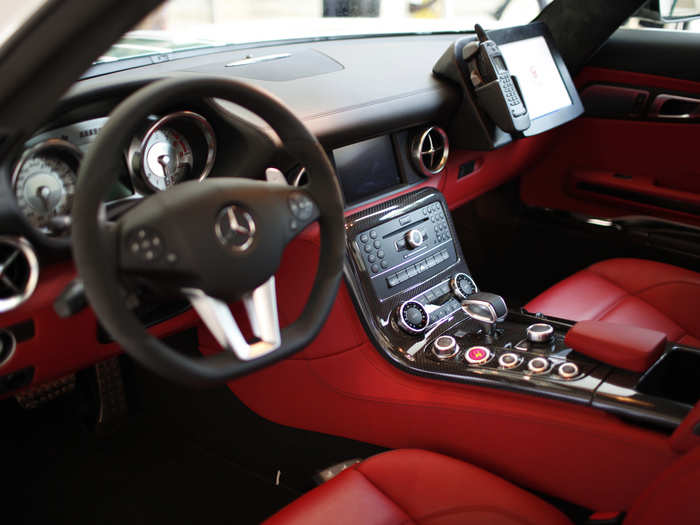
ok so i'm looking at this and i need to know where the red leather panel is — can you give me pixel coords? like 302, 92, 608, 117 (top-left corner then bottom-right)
526, 258, 700, 345
564, 320, 666, 372
623, 446, 700, 525
520, 67, 700, 226
670, 401, 700, 454
0, 262, 199, 393
263, 449, 572, 525
209, 334, 677, 511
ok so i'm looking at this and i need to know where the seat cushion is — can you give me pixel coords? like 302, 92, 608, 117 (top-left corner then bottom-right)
263, 449, 572, 525
525, 258, 700, 347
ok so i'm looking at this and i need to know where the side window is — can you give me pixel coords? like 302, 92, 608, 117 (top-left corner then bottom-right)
625, 0, 700, 32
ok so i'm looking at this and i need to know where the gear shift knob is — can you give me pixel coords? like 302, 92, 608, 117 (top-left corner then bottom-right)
462, 292, 507, 335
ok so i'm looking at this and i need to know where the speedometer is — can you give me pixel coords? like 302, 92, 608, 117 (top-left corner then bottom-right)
128, 111, 216, 194
12, 139, 80, 236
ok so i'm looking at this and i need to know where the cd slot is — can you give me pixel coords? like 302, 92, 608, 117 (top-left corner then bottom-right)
382, 216, 429, 240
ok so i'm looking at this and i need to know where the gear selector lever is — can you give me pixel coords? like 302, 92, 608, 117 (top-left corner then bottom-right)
462, 292, 507, 336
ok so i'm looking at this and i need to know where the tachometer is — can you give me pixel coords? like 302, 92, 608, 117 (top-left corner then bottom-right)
128, 111, 216, 194
12, 139, 80, 236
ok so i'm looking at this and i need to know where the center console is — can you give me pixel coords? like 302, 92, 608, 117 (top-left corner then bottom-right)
344, 188, 695, 430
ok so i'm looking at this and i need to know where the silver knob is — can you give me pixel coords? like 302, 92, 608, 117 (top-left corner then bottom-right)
397, 301, 429, 334
527, 357, 550, 374
527, 323, 554, 344
432, 335, 459, 359
557, 362, 580, 379
450, 272, 477, 300
405, 229, 423, 249
498, 352, 520, 369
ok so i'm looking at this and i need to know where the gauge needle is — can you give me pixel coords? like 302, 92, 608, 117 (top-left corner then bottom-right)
157, 154, 172, 186
36, 185, 52, 212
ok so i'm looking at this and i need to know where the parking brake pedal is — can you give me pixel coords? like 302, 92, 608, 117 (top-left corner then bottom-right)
313, 458, 362, 485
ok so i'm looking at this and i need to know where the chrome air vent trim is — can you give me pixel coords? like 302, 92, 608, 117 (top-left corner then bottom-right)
410, 126, 449, 177
0, 236, 39, 313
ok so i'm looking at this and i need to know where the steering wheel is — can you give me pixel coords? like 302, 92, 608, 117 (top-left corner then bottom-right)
71, 76, 345, 385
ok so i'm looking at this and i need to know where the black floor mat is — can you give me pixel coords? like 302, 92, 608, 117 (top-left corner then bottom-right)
4, 356, 384, 525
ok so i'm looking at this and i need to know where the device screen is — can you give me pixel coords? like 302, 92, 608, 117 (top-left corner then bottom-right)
499, 35, 571, 119
334, 135, 401, 205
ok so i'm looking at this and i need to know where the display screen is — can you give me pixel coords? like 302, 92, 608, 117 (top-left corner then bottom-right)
333, 135, 401, 205
499, 35, 572, 120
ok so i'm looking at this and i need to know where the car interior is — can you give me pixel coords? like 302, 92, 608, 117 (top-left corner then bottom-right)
2, 0, 700, 523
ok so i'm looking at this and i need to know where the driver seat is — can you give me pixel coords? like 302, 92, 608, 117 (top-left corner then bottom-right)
263, 448, 700, 525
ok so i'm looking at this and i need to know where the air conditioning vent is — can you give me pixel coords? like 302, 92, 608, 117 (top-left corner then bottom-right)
410, 126, 449, 177
0, 237, 39, 313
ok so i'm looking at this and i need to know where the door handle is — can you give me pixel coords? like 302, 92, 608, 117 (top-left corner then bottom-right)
649, 93, 700, 119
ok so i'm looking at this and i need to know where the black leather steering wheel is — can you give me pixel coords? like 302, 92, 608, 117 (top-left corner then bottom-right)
71, 76, 345, 385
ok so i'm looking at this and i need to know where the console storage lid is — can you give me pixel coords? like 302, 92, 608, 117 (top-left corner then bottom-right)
565, 320, 667, 372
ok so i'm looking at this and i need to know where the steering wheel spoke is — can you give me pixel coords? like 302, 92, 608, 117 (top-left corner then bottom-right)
183, 277, 281, 361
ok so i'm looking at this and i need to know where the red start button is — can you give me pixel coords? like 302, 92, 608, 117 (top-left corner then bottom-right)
465, 346, 491, 365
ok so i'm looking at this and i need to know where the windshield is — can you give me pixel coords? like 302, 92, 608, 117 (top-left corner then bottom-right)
95, 0, 549, 64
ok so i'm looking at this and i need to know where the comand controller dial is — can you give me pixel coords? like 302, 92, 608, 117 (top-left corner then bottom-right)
397, 300, 429, 334
450, 272, 477, 300
405, 228, 424, 249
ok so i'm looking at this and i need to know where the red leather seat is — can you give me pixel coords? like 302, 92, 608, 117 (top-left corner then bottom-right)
263, 449, 571, 525
264, 447, 700, 525
525, 258, 700, 347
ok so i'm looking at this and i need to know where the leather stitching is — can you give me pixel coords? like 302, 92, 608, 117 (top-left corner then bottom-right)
585, 269, 687, 338
354, 468, 417, 525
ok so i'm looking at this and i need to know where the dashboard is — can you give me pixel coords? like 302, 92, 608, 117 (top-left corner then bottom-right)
0, 24, 581, 394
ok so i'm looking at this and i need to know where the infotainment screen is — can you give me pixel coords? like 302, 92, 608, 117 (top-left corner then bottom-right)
333, 135, 401, 205
499, 36, 571, 120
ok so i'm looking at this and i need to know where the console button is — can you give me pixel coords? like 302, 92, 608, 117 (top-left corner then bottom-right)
407, 266, 417, 278
387, 274, 399, 287
381, 261, 388, 269
527, 357, 550, 374
557, 362, 580, 379
498, 352, 520, 369
371, 264, 379, 273
432, 335, 459, 360
465, 346, 492, 365
360, 234, 368, 243
370, 230, 378, 239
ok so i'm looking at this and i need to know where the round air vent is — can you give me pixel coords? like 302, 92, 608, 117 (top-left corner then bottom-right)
410, 126, 449, 177
0, 236, 39, 313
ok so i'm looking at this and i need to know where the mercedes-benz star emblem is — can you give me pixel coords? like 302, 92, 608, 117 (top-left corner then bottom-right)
215, 205, 256, 252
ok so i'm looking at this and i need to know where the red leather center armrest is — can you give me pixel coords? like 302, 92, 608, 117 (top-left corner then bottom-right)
565, 321, 667, 372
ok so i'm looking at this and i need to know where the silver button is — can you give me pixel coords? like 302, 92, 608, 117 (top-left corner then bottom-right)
527, 357, 550, 374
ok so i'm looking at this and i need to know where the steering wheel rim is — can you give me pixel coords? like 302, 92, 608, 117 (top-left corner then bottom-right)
71, 76, 345, 385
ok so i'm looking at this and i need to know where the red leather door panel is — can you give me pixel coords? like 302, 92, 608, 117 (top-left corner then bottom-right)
520, 67, 700, 226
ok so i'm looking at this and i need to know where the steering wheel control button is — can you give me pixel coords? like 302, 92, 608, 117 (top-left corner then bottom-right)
557, 362, 580, 379
397, 301, 429, 334
450, 272, 477, 300
215, 205, 256, 252
288, 192, 315, 221
527, 323, 554, 344
465, 346, 492, 365
527, 357, 551, 374
405, 228, 424, 249
432, 335, 459, 360
126, 228, 164, 262
498, 352, 520, 369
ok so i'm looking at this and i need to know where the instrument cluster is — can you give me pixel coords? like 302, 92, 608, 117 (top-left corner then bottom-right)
11, 111, 217, 238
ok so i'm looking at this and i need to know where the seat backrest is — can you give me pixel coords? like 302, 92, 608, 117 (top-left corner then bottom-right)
624, 445, 700, 525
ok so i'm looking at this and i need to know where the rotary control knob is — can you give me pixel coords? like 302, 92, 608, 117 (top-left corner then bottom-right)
432, 335, 459, 359
397, 301, 429, 334
405, 229, 424, 249
450, 272, 477, 300
527, 323, 554, 344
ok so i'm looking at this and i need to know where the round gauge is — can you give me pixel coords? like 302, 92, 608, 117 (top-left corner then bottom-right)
12, 140, 80, 236
142, 127, 193, 191
129, 111, 216, 194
